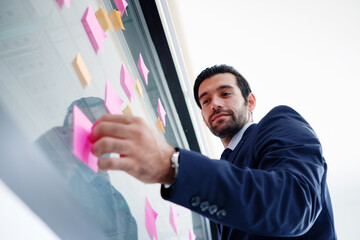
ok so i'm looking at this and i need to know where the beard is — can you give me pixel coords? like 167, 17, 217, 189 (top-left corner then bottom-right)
207, 107, 248, 139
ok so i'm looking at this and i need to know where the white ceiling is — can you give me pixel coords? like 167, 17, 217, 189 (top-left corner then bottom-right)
165, 0, 360, 239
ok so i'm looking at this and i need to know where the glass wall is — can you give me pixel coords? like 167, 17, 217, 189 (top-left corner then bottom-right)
0, 0, 207, 239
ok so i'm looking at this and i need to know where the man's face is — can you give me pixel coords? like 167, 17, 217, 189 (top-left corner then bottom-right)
198, 73, 252, 139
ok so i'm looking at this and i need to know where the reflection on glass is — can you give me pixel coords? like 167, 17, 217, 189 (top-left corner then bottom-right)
35, 97, 138, 240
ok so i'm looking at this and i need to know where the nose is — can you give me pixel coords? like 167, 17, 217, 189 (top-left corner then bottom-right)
210, 95, 223, 110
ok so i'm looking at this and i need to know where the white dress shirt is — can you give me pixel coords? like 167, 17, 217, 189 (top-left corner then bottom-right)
227, 123, 254, 150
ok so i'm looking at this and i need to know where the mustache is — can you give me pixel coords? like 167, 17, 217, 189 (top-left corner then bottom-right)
209, 109, 234, 123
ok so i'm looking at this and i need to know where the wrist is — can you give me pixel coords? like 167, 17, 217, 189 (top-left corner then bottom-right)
163, 148, 180, 186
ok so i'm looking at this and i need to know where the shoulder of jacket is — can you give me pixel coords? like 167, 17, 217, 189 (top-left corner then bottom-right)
270, 105, 297, 114
258, 105, 304, 128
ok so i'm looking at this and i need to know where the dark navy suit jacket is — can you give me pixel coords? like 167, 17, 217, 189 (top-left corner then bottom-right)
162, 106, 336, 239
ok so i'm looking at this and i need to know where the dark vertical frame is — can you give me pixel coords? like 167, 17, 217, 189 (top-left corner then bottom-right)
136, 0, 201, 153
135, 1, 217, 239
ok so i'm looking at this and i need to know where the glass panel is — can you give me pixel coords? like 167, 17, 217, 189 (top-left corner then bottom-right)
0, 0, 202, 239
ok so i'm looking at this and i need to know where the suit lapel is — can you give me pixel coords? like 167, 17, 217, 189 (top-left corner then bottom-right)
227, 124, 256, 164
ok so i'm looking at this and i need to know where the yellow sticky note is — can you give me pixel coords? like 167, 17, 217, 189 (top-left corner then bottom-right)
72, 53, 92, 88
122, 104, 133, 116
95, 6, 113, 32
108, 10, 125, 32
155, 117, 165, 134
136, 79, 143, 97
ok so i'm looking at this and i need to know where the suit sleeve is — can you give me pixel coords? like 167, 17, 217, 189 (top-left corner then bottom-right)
161, 106, 326, 237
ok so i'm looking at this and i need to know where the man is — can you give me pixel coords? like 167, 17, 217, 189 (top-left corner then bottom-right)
89, 65, 337, 239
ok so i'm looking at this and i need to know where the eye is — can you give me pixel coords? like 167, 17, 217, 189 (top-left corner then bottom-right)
202, 99, 209, 105
222, 92, 231, 97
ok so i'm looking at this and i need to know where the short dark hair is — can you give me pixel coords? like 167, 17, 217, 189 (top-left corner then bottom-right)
193, 64, 252, 108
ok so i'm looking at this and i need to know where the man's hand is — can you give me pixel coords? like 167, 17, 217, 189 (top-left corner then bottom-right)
89, 114, 176, 184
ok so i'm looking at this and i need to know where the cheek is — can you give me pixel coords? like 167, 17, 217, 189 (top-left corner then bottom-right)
202, 117, 209, 127
201, 110, 210, 124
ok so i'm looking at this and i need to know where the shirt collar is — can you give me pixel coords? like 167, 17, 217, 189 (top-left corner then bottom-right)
227, 122, 254, 150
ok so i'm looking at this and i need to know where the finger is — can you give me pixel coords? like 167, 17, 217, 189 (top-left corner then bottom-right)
91, 136, 133, 157
89, 121, 134, 143
98, 156, 133, 172
94, 114, 136, 126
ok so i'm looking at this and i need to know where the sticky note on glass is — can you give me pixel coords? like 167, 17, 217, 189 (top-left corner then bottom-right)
189, 227, 196, 240
138, 53, 149, 85
169, 204, 179, 234
145, 197, 158, 240
120, 64, 135, 101
105, 78, 123, 114
157, 98, 166, 126
81, 5, 107, 54
95, 6, 113, 32
114, 0, 128, 17
122, 104, 133, 116
55, 0, 70, 8
72, 53, 92, 88
73, 105, 98, 172
155, 117, 165, 134
136, 79, 143, 97
108, 10, 125, 31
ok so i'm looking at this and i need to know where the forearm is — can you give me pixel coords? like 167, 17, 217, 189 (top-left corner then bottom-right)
161, 148, 324, 237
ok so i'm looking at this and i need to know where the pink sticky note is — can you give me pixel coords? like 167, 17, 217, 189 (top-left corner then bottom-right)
81, 5, 107, 54
120, 64, 135, 101
72, 105, 98, 172
145, 197, 158, 240
105, 78, 124, 114
169, 204, 179, 234
189, 227, 196, 240
138, 53, 149, 85
55, 0, 70, 8
157, 98, 166, 126
114, 0, 128, 17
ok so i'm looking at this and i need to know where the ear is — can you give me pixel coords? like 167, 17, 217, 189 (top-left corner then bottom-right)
247, 93, 256, 113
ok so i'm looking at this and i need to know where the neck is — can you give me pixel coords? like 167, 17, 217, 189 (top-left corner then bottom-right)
220, 135, 233, 148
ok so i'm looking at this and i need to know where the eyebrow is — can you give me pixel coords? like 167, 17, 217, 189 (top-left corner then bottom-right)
198, 85, 234, 102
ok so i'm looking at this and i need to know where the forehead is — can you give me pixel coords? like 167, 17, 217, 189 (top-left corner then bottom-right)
198, 73, 238, 96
